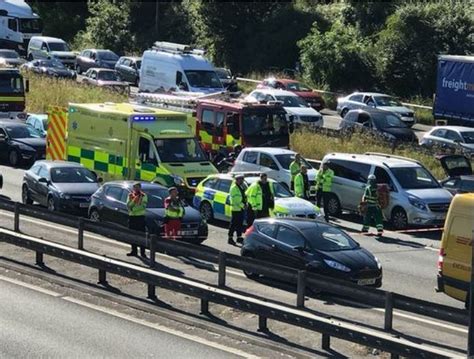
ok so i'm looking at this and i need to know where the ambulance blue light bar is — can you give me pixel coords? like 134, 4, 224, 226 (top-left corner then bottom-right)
132, 115, 156, 122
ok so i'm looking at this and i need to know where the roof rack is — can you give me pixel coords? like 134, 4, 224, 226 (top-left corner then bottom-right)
364, 152, 420, 165
152, 42, 206, 56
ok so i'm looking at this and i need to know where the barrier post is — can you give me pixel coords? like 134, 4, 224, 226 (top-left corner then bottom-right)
200, 299, 209, 315
77, 218, 84, 250
296, 270, 306, 308
14, 202, 20, 232
98, 269, 107, 285
149, 234, 157, 268
35, 251, 44, 266
218, 252, 226, 287
258, 315, 268, 332
384, 292, 394, 331
322, 334, 331, 350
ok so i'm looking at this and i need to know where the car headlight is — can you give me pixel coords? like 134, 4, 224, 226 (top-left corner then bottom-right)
59, 193, 71, 200
324, 259, 351, 272
171, 174, 185, 186
374, 256, 382, 270
408, 196, 427, 211
17, 143, 35, 151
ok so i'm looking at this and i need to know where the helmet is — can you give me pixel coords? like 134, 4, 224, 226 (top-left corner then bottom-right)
368, 174, 376, 181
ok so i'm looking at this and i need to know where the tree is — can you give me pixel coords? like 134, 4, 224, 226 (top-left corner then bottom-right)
375, 2, 474, 97
298, 20, 375, 91
74, 0, 134, 54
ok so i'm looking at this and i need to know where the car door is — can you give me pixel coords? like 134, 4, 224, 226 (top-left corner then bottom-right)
445, 130, 463, 150
24, 163, 41, 201
430, 129, 449, 148
214, 179, 232, 219
121, 58, 131, 81
258, 152, 281, 181
347, 94, 364, 110
35, 164, 51, 206
101, 185, 127, 224
267, 224, 308, 269
237, 150, 260, 172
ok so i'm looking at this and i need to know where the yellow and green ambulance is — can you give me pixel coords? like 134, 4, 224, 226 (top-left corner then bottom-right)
57, 102, 217, 198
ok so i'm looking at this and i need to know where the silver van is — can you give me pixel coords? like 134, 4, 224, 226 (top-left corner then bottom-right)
321, 152, 453, 229
27, 36, 76, 68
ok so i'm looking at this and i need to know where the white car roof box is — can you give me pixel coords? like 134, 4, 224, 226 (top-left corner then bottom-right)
152, 42, 206, 56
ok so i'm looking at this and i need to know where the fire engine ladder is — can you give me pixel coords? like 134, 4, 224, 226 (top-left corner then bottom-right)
133, 92, 228, 113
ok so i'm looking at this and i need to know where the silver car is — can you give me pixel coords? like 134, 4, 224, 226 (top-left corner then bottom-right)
420, 126, 474, 156
320, 152, 453, 229
337, 92, 415, 127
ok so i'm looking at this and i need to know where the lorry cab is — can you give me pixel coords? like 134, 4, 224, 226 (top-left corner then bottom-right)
437, 193, 474, 306
196, 99, 291, 154
57, 103, 217, 200
139, 42, 224, 94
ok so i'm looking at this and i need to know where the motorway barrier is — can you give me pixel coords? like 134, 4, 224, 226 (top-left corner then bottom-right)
0, 200, 468, 329
0, 227, 457, 358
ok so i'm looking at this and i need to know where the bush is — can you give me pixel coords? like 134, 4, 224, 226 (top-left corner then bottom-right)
24, 74, 127, 113
291, 129, 446, 179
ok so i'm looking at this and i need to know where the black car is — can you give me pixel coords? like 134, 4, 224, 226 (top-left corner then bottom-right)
241, 218, 382, 287
0, 49, 25, 67
76, 49, 119, 74
0, 120, 45, 166
215, 67, 238, 93
21, 59, 76, 79
115, 56, 141, 85
438, 154, 474, 195
339, 108, 417, 143
22, 160, 102, 212
88, 181, 208, 244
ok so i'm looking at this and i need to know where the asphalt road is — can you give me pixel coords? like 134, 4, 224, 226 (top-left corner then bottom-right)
0, 278, 241, 358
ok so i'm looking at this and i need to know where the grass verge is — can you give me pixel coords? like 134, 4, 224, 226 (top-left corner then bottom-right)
24, 73, 127, 113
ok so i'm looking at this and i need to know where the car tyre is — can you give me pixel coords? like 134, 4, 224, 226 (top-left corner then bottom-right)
200, 201, 214, 221
47, 196, 56, 212
22, 185, 33, 205
341, 108, 349, 118
76, 65, 82, 74
8, 150, 21, 167
242, 252, 260, 279
326, 193, 342, 217
89, 208, 100, 222
391, 207, 408, 230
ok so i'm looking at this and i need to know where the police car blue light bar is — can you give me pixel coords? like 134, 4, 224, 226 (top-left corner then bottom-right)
132, 115, 156, 121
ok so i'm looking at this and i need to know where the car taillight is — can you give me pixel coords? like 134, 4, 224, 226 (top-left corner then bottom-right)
245, 225, 254, 235
438, 248, 446, 271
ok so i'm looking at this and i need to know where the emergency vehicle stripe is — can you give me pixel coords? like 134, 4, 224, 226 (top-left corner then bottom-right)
46, 107, 68, 161
0, 96, 24, 101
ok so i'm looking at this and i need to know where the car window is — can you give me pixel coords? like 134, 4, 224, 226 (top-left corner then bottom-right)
276, 226, 305, 248
138, 137, 157, 165
432, 129, 447, 138
391, 166, 440, 189
256, 222, 277, 238
216, 179, 232, 193
443, 179, 458, 188
201, 109, 215, 134
38, 166, 49, 179
105, 186, 125, 202
215, 112, 225, 137
461, 180, 474, 192
329, 159, 370, 183
242, 151, 258, 164
349, 94, 363, 102
374, 166, 395, 191
259, 153, 278, 170
202, 178, 218, 189
29, 164, 41, 175
445, 130, 462, 141
302, 224, 358, 251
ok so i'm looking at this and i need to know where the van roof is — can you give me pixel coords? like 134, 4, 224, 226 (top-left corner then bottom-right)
142, 49, 214, 71
242, 147, 295, 155
449, 193, 474, 213
30, 36, 66, 43
68, 102, 186, 117
323, 152, 420, 168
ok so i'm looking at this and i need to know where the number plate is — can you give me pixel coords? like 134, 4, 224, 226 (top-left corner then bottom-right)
357, 278, 376, 286
180, 230, 198, 236
79, 203, 89, 208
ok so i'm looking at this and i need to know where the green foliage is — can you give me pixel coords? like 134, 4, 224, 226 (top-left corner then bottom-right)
74, 0, 135, 55
299, 20, 375, 92
374, 2, 474, 97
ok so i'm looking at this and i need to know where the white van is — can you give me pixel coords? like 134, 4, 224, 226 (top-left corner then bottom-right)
27, 36, 76, 68
139, 42, 224, 94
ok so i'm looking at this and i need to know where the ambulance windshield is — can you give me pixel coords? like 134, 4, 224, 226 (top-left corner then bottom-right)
155, 137, 208, 162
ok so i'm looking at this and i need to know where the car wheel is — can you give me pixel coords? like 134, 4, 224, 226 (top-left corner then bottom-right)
200, 201, 214, 221
391, 207, 408, 230
27, 54, 33, 61
8, 150, 20, 167
47, 196, 56, 212
326, 193, 341, 217
22, 185, 33, 205
89, 208, 100, 222
242, 252, 260, 279
76, 65, 82, 74
341, 108, 349, 118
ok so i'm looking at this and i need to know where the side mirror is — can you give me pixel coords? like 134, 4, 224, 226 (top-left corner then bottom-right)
97, 177, 103, 183
38, 177, 48, 184
0, 134, 6, 142
25, 79, 29, 93
293, 245, 305, 254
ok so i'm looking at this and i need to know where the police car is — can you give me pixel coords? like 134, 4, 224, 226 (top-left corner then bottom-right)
193, 173, 320, 222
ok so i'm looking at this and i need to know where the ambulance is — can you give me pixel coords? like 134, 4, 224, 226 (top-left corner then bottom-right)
46, 103, 217, 199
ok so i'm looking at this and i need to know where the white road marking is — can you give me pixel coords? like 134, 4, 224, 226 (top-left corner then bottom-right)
62, 296, 258, 358
0, 274, 62, 297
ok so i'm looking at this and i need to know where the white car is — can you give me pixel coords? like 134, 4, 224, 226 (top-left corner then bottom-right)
420, 126, 474, 156
193, 173, 320, 222
336, 92, 415, 127
244, 89, 323, 128
231, 147, 318, 197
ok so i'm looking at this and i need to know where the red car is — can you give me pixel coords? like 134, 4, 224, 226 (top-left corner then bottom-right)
257, 78, 325, 111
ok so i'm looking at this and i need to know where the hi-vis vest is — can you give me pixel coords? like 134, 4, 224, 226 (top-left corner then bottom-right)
165, 197, 185, 218
246, 181, 274, 211
127, 192, 148, 216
